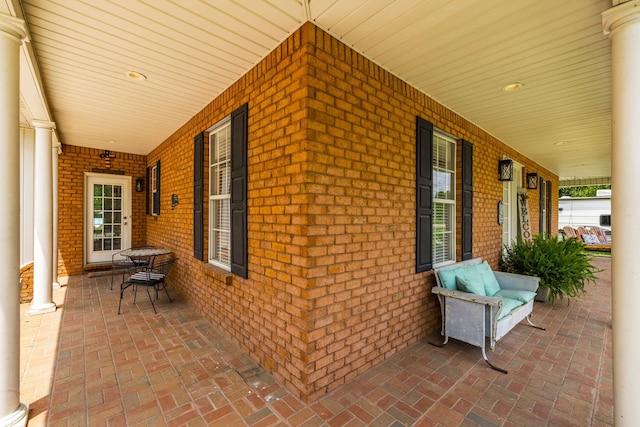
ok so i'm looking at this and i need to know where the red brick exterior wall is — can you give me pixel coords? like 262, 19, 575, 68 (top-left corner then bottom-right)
57, 145, 147, 276
20, 262, 33, 303
138, 22, 559, 402
55, 23, 558, 401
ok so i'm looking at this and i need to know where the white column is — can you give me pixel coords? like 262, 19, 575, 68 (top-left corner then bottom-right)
603, 1, 640, 425
0, 12, 29, 427
52, 142, 61, 289
29, 120, 57, 315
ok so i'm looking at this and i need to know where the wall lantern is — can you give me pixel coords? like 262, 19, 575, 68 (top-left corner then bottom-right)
498, 159, 514, 181
526, 172, 539, 190
135, 178, 145, 192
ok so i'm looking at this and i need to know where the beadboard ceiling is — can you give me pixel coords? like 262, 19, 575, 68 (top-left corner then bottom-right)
7, 0, 612, 181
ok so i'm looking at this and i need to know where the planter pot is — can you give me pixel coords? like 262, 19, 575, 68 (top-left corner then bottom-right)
535, 287, 549, 303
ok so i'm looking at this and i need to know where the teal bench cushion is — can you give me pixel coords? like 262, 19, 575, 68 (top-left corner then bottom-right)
496, 297, 524, 320
455, 276, 486, 296
455, 262, 501, 296
438, 267, 460, 290
494, 289, 537, 304
477, 261, 502, 296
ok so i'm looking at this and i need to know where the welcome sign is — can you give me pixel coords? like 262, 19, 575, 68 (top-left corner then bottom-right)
518, 191, 532, 242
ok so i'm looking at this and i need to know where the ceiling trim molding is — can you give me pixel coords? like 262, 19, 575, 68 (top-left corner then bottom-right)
559, 177, 612, 187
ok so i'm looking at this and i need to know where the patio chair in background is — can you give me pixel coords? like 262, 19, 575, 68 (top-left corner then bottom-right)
110, 246, 155, 290
563, 226, 581, 240
118, 256, 178, 314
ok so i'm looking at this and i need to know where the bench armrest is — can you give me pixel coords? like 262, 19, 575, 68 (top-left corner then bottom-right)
493, 271, 539, 292
432, 287, 502, 307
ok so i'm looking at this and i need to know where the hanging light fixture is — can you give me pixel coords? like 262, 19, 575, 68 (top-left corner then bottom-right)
498, 159, 514, 181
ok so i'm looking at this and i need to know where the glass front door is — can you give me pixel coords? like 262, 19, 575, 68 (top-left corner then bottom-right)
502, 164, 523, 247
85, 174, 131, 264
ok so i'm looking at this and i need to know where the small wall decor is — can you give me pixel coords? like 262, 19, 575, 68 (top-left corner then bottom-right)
135, 178, 145, 192
171, 194, 179, 210
526, 172, 539, 189
497, 201, 504, 225
498, 159, 514, 181
99, 150, 116, 168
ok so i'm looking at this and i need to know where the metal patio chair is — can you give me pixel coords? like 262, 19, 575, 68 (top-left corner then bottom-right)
110, 246, 155, 290
118, 256, 178, 314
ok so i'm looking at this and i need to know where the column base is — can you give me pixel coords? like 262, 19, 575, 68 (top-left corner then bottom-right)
28, 301, 56, 316
0, 403, 29, 427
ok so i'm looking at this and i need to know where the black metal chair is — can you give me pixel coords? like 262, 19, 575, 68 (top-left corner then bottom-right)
118, 257, 177, 314
110, 246, 154, 290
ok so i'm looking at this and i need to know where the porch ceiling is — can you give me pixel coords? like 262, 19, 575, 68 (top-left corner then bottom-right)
7, 0, 612, 181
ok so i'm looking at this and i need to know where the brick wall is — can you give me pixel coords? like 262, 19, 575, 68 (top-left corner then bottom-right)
300, 25, 557, 400
20, 262, 33, 303
57, 145, 147, 276
139, 22, 557, 402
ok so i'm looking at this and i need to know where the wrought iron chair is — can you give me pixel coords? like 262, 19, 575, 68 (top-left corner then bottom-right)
118, 256, 177, 314
110, 246, 155, 290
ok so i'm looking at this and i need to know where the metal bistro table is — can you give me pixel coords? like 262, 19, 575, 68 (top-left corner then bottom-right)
119, 247, 171, 262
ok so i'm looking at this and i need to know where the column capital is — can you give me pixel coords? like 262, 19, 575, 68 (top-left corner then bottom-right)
32, 120, 56, 130
0, 13, 27, 42
603, 0, 640, 37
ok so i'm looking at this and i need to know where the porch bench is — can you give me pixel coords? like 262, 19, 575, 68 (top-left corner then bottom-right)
431, 258, 544, 373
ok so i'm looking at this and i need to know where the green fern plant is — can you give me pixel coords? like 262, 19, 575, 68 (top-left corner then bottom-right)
499, 234, 600, 305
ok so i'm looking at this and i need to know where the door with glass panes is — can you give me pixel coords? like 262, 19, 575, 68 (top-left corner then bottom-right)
85, 173, 131, 264
502, 164, 523, 247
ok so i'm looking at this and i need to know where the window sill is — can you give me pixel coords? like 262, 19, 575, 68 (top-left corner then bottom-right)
201, 263, 233, 286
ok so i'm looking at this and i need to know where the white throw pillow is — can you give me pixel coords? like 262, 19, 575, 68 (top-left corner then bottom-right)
582, 234, 600, 245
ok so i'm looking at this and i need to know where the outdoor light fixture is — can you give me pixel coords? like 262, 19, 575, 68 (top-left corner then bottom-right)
135, 178, 145, 192
526, 172, 539, 190
501, 82, 523, 92
498, 159, 514, 181
125, 71, 147, 81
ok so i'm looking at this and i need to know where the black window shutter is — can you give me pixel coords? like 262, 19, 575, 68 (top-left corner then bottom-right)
546, 181, 552, 236
230, 103, 248, 278
539, 178, 545, 234
416, 116, 433, 273
153, 160, 161, 215
194, 132, 205, 261
539, 179, 553, 236
461, 140, 473, 260
146, 166, 151, 215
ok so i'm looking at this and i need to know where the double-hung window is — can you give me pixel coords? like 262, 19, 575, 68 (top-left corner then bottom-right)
416, 116, 470, 273
208, 118, 232, 269
432, 132, 456, 265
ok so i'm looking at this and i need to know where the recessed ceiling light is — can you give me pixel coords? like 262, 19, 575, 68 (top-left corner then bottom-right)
125, 71, 147, 81
108, 140, 116, 144
554, 140, 568, 146
501, 82, 523, 92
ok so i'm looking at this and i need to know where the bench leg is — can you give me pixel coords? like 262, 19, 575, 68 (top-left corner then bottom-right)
481, 346, 508, 374
526, 314, 545, 330
430, 336, 508, 374
428, 336, 449, 347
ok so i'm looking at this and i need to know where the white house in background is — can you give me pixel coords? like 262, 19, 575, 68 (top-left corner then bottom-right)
559, 189, 611, 239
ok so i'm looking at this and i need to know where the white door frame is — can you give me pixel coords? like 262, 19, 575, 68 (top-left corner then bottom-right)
502, 162, 523, 246
84, 173, 132, 264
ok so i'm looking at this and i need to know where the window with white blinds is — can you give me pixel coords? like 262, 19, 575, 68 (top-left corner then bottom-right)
209, 119, 232, 268
432, 132, 456, 265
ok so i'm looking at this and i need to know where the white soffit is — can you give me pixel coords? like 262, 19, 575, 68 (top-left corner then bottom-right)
14, 0, 612, 179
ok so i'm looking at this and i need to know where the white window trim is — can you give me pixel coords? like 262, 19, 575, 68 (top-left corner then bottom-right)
207, 117, 232, 270
433, 131, 457, 267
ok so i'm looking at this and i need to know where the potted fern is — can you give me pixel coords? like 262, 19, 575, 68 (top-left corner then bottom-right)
499, 234, 600, 304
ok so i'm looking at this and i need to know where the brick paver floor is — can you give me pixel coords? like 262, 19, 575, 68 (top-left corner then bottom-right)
20, 257, 613, 426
